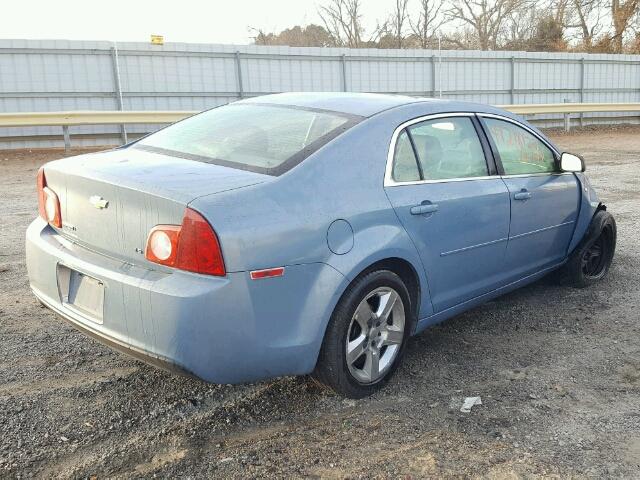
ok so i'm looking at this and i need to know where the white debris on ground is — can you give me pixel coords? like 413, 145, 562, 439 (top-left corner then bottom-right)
460, 396, 482, 413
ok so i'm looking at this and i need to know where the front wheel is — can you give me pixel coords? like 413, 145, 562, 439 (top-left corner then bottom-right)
313, 270, 412, 398
561, 209, 616, 288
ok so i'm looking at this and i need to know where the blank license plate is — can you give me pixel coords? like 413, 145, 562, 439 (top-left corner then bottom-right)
57, 265, 104, 324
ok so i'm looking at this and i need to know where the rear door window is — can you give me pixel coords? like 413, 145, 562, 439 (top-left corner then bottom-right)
408, 117, 488, 180
135, 104, 361, 175
389, 116, 489, 183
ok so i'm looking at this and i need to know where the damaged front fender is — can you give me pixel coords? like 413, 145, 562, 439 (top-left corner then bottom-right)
567, 172, 604, 255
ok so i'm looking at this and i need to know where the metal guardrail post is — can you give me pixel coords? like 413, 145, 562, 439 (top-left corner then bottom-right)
62, 125, 71, 151
234, 51, 244, 99
564, 98, 571, 131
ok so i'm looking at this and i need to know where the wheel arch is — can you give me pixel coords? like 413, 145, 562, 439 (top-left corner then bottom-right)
353, 257, 421, 327
328, 254, 426, 337
310, 255, 425, 383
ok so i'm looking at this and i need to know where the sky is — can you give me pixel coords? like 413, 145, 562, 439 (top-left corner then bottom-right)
3, 0, 394, 45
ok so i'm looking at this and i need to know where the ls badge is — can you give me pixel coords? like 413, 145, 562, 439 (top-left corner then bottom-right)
89, 195, 109, 209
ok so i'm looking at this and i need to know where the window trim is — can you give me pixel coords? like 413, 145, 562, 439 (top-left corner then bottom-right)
384, 112, 495, 187
390, 129, 423, 183
476, 113, 571, 179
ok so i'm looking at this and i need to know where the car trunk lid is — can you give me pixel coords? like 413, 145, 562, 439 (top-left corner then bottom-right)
43, 148, 268, 265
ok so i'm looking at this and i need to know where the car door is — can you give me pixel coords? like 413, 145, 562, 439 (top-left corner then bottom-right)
384, 114, 511, 313
480, 115, 580, 280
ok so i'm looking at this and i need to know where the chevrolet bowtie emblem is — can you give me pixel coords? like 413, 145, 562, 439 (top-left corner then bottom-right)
89, 195, 109, 209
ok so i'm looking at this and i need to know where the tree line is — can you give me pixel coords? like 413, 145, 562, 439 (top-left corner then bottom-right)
252, 0, 640, 53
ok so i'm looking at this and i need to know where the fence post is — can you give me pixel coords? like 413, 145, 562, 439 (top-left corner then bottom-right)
110, 44, 128, 145
510, 56, 516, 104
235, 51, 244, 98
62, 125, 71, 151
431, 55, 436, 98
340, 54, 347, 92
580, 57, 585, 127
563, 98, 570, 132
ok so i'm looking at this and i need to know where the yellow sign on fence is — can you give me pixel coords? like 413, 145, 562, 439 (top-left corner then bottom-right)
150, 35, 164, 45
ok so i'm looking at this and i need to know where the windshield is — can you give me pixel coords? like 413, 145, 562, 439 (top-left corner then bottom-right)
135, 103, 361, 175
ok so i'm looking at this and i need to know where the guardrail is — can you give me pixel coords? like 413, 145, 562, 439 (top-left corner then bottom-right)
1, 103, 639, 150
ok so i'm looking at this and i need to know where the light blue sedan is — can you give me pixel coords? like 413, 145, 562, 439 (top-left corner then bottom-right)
26, 93, 616, 398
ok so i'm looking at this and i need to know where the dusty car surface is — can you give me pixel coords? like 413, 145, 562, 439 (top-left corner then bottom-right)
26, 93, 616, 398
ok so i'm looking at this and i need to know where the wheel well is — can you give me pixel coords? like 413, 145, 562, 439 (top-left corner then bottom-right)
355, 258, 421, 325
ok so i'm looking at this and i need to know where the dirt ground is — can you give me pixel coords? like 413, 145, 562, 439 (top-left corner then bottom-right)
1, 126, 639, 478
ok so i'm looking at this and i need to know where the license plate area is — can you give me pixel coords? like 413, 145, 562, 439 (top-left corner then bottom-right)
57, 265, 105, 324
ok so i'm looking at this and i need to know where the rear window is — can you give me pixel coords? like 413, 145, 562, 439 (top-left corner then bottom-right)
134, 103, 361, 175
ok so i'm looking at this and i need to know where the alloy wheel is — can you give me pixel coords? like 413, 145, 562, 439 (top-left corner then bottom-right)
345, 287, 405, 384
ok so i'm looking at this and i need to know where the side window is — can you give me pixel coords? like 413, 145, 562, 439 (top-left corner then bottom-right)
392, 130, 421, 182
484, 118, 556, 175
407, 117, 488, 180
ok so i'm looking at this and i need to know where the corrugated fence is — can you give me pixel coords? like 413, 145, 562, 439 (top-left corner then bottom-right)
1, 39, 639, 149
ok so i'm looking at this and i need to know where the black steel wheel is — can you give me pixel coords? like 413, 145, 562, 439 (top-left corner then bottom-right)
561, 209, 616, 288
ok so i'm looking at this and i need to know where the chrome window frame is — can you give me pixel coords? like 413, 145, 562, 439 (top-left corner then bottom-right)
384, 112, 495, 187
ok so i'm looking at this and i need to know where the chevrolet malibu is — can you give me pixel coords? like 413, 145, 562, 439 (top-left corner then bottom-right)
26, 93, 616, 398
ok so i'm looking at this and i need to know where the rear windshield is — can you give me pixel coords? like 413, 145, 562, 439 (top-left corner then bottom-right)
134, 103, 361, 175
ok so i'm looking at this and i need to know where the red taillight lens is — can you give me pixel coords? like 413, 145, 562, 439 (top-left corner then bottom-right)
37, 167, 46, 220
37, 167, 62, 228
176, 208, 226, 276
145, 208, 225, 276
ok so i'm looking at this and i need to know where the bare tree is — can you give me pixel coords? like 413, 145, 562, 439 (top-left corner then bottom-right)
389, 0, 410, 48
318, 0, 365, 48
566, 0, 606, 50
503, 6, 540, 48
409, 0, 448, 48
318, 0, 388, 47
446, 0, 531, 50
550, 0, 572, 24
611, 0, 640, 51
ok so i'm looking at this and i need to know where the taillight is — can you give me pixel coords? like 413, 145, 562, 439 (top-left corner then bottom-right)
37, 167, 62, 228
145, 208, 226, 276
146, 226, 180, 265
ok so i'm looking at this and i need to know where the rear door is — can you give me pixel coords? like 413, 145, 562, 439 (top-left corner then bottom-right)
384, 114, 511, 313
480, 115, 580, 280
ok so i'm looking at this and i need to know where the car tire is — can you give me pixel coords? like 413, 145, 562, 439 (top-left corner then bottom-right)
560, 209, 616, 288
313, 269, 413, 398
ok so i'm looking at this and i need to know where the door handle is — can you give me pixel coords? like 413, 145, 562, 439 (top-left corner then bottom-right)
410, 203, 439, 215
514, 190, 532, 201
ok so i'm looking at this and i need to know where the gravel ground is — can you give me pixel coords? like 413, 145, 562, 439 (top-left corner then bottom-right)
1, 126, 639, 478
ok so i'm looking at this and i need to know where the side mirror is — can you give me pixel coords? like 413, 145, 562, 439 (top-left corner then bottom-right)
560, 152, 585, 172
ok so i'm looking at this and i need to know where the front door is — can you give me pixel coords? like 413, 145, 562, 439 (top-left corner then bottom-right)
384, 115, 511, 313
481, 116, 580, 280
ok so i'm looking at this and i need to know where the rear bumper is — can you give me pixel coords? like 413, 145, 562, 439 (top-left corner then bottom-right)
26, 218, 347, 384
33, 288, 196, 378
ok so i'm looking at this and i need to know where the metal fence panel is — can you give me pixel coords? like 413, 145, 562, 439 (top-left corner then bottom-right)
0, 39, 639, 148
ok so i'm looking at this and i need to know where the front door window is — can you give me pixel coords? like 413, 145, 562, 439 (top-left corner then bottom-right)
483, 118, 556, 175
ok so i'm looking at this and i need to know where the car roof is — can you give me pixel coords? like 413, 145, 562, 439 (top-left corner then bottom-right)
237, 92, 510, 119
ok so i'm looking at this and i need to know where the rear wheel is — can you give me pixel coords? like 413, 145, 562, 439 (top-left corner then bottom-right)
313, 270, 412, 398
561, 209, 616, 288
